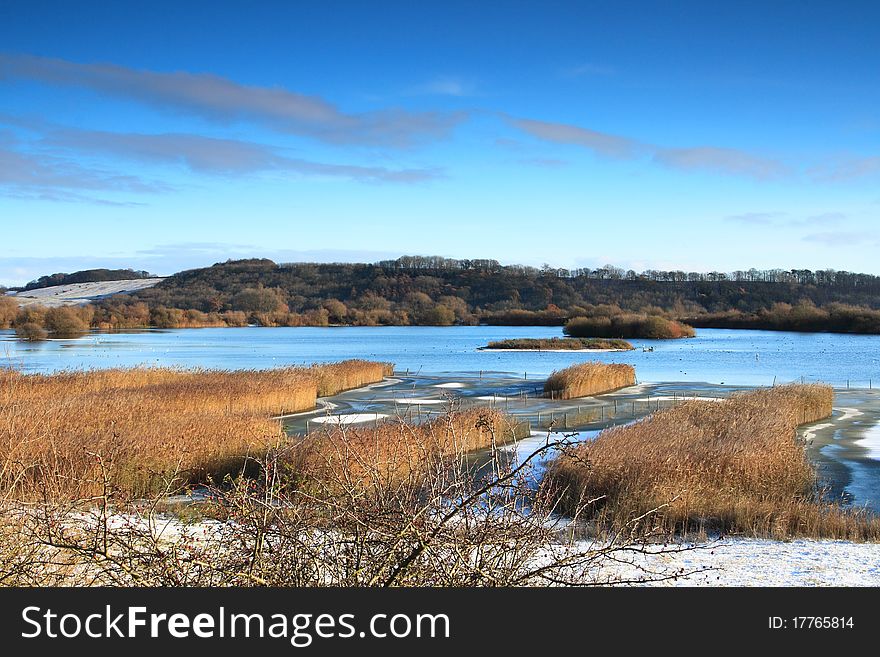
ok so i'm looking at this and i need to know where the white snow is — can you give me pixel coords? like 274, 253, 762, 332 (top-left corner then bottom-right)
389, 398, 445, 405
310, 413, 387, 425
9, 278, 165, 307
433, 382, 466, 388
578, 537, 880, 586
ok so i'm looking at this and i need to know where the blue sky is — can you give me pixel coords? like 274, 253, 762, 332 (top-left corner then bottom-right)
1, 0, 879, 285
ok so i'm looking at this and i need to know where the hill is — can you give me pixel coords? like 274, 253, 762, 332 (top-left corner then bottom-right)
21, 268, 155, 292
124, 257, 880, 327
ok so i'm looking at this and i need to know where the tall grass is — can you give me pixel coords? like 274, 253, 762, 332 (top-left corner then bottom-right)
292, 407, 529, 489
565, 314, 695, 339
309, 360, 394, 397
544, 384, 880, 540
544, 362, 636, 399
0, 360, 391, 500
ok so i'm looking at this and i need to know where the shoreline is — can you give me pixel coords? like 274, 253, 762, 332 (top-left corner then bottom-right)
478, 347, 632, 353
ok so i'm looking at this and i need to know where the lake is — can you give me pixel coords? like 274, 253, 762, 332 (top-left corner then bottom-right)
3, 325, 880, 387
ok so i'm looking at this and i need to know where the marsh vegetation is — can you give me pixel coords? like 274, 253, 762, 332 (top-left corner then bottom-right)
482, 337, 633, 351
543, 362, 637, 399
545, 385, 880, 540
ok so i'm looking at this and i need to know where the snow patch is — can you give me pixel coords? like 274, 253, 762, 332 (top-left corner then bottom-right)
310, 413, 387, 425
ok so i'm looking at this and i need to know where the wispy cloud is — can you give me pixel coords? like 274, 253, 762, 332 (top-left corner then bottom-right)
810, 156, 880, 182
0, 53, 467, 148
408, 76, 476, 97
506, 115, 788, 180
792, 212, 847, 227
43, 127, 444, 183
653, 146, 788, 180
0, 131, 169, 204
802, 231, 878, 247
506, 116, 640, 158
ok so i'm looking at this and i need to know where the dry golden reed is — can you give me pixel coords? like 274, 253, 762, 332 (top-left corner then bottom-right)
545, 384, 880, 540
293, 407, 528, 489
544, 361, 636, 399
0, 360, 391, 501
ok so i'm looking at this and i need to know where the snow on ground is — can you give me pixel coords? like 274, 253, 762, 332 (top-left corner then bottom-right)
310, 413, 387, 425
590, 537, 880, 586
8, 278, 165, 307
434, 382, 466, 388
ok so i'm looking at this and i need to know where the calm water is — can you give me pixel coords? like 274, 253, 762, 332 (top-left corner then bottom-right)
2, 325, 879, 387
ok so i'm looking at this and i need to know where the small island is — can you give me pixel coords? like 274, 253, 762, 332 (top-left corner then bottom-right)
479, 337, 634, 352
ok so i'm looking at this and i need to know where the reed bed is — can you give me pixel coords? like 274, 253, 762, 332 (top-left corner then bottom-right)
0, 360, 391, 501
483, 338, 634, 351
544, 384, 880, 540
309, 360, 394, 397
544, 362, 636, 399
291, 407, 529, 490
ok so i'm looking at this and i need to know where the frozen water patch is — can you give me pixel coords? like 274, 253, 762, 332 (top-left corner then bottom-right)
433, 382, 466, 388
803, 423, 834, 442
854, 424, 880, 460
311, 413, 387, 425
389, 398, 445, 405
636, 395, 723, 403
604, 383, 651, 396
837, 407, 863, 422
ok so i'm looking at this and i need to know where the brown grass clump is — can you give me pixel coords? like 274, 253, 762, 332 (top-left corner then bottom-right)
544, 362, 636, 399
544, 384, 880, 540
0, 360, 391, 501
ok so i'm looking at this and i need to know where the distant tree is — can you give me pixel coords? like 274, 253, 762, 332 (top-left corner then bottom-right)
0, 296, 18, 329
16, 322, 48, 341
44, 307, 90, 336
230, 286, 288, 313
417, 305, 456, 326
